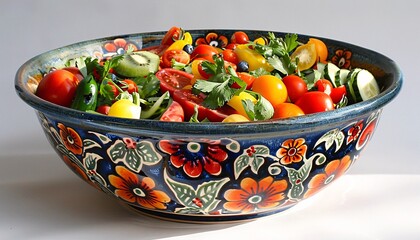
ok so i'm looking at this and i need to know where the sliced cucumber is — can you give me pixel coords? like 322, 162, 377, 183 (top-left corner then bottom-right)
354, 69, 380, 101
323, 62, 340, 87
316, 62, 326, 78
344, 68, 362, 103
334, 69, 350, 87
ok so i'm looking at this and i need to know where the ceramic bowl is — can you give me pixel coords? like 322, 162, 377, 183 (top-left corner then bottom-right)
15, 30, 402, 223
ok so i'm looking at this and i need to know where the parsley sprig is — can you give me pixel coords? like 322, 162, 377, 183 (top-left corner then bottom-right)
192, 55, 246, 109
250, 32, 299, 75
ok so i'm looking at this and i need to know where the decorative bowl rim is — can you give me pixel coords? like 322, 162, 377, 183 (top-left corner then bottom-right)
15, 29, 403, 135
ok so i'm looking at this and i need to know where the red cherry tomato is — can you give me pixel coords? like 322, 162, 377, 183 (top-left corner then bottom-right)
172, 89, 236, 122
141, 44, 168, 56
155, 68, 193, 94
96, 105, 111, 115
161, 49, 190, 68
161, 26, 182, 46
314, 79, 333, 95
35, 69, 80, 107
295, 91, 334, 114
160, 101, 184, 122
190, 45, 219, 61
119, 79, 138, 94
231, 31, 250, 44
62, 67, 84, 81
330, 85, 347, 103
221, 49, 239, 65
232, 72, 256, 89
282, 75, 308, 103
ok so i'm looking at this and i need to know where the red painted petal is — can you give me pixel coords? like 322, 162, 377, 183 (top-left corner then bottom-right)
184, 160, 202, 178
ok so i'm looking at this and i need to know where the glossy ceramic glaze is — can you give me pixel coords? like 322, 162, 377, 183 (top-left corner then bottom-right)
15, 30, 402, 222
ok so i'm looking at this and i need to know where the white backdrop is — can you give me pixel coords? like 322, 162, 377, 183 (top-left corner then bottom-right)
1, 0, 419, 239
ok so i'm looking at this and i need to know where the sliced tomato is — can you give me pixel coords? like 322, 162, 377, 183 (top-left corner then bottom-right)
161, 49, 190, 68
330, 85, 347, 103
155, 68, 193, 94
172, 89, 236, 122
160, 101, 184, 122
161, 26, 182, 46
141, 44, 168, 56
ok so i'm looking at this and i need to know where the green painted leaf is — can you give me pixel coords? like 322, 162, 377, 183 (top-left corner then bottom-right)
196, 178, 229, 211
83, 139, 101, 150
250, 156, 265, 174
107, 140, 128, 162
234, 155, 250, 179
286, 157, 313, 199
124, 150, 141, 172
165, 172, 197, 208
83, 153, 102, 171
88, 131, 112, 144
315, 128, 345, 152
135, 141, 162, 165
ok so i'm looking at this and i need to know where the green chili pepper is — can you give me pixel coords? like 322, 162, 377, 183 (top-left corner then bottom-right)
71, 74, 98, 111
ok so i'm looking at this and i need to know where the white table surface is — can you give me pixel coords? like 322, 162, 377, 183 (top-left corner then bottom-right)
2, 0, 419, 239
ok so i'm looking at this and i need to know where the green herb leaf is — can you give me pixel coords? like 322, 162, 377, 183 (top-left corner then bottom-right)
242, 92, 274, 121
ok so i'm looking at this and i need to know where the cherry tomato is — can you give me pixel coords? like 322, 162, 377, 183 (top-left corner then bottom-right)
120, 79, 138, 94
221, 49, 239, 65
295, 91, 334, 114
155, 68, 193, 94
172, 89, 236, 122
141, 44, 168, 56
281, 75, 308, 103
108, 99, 141, 119
314, 79, 333, 95
222, 114, 250, 123
161, 49, 190, 68
190, 45, 219, 61
96, 105, 111, 115
308, 38, 328, 63
190, 59, 207, 79
252, 75, 288, 107
230, 31, 250, 44
161, 26, 182, 46
273, 103, 304, 119
107, 81, 120, 98
36, 69, 80, 107
62, 67, 84, 81
232, 72, 256, 89
225, 43, 238, 50
160, 101, 184, 122
330, 85, 347, 104
290, 42, 317, 71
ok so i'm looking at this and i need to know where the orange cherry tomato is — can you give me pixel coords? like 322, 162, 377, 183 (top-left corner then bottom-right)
273, 103, 304, 119
252, 75, 288, 107
291, 42, 317, 71
308, 38, 328, 63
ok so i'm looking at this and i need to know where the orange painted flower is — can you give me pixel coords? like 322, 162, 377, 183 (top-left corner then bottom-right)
195, 32, 228, 48
276, 138, 307, 165
109, 166, 170, 210
58, 123, 83, 155
304, 155, 352, 198
331, 49, 352, 69
223, 176, 288, 213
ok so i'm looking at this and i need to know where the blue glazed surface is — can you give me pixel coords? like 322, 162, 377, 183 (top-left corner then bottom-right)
15, 30, 402, 222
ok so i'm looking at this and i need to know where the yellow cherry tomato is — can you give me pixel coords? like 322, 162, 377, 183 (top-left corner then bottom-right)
234, 44, 274, 72
290, 42, 317, 71
252, 75, 288, 107
108, 99, 141, 119
308, 38, 328, 63
222, 114, 250, 123
272, 103, 305, 119
227, 91, 257, 118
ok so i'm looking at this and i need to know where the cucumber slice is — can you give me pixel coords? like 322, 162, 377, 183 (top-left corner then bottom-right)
345, 68, 362, 103
354, 69, 380, 101
323, 62, 340, 87
334, 69, 350, 87
316, 62, 326, 78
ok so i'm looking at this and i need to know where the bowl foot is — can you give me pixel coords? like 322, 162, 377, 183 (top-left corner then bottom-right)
123, 203, 295, 224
